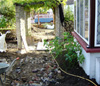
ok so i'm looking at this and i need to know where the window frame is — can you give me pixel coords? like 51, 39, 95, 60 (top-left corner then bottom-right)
95, 0, 100, 47
74, 0, 76, 30
74, 0, 90, 45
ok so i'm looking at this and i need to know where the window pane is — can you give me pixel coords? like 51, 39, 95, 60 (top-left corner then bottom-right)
77, 0, 79, 33
96, 0, 100, 45
85, 0, 89, 41
80, 0, 84, 36
74, 0, 76, 30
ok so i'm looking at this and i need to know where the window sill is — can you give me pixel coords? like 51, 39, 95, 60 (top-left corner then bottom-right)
72, 32, 100, 53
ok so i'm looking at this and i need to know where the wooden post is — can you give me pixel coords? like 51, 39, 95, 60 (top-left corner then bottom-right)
38, 12, 40, 26
53, 14, 55, 24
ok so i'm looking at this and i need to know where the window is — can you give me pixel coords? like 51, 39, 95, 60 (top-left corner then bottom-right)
76, 0, 79, 33
95, 0, 100, 46
75, 0, 90, 44
85, 0, 89, 41
79, 0, 84, 36
74, 0, 76, 30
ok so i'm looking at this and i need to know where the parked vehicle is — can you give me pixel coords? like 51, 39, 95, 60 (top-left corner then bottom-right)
34, 14, 53, 23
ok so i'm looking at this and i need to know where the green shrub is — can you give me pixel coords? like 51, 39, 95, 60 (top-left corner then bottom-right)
64, 6, 74, 22
44, 32, 85, 68
0, 15, 15, 28
0, 16, 7, 28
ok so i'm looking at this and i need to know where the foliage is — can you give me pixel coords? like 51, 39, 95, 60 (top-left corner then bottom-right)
45, 37, 63, 58
64, 5, 74, 22
34, 7, 49, 14
0, 0, 15, 27
0, 16, 15, 28
0, 27, 15, 30
44, 32, 85, 65
0, 0, 67, 28
13, 0, 67, 9
0, 16, 7, 28
63, 32, 85, 64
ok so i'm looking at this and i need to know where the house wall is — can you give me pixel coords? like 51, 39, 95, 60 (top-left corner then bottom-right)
73, 33, 100, 84
80, 47, 100, 84
79, 48, 90, 75
73, 0, 100, 85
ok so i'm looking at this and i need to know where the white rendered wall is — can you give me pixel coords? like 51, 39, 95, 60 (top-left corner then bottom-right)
79, 48, 90, 76
80, 47, 100, 84
96, 58, 100, 84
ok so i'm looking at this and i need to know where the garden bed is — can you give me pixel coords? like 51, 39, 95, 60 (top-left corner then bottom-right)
0, 27, 98, 86
52, 52, 98, 86
0, 44, 98, 86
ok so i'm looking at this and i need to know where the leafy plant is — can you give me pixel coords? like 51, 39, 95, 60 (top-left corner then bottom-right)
0, 16, 7, 28
44, 32, 85, 66
64, 6, 74, 22
34, 7, 49, 14
13, 0, 67, 9
0, 0, 15, 27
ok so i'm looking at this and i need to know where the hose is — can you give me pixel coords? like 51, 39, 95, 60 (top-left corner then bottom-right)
51, 53, 97, 86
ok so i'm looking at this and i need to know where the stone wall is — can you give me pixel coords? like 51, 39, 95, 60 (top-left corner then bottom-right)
15, 5, 31, 50
55, 5, 64, 43
16, 6, 22, 49
15, 5, 64, 49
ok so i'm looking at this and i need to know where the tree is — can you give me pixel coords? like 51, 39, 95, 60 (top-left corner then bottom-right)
0, 0, 15, 27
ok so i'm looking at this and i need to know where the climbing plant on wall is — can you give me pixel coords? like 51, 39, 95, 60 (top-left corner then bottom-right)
13, 0, 67, 9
